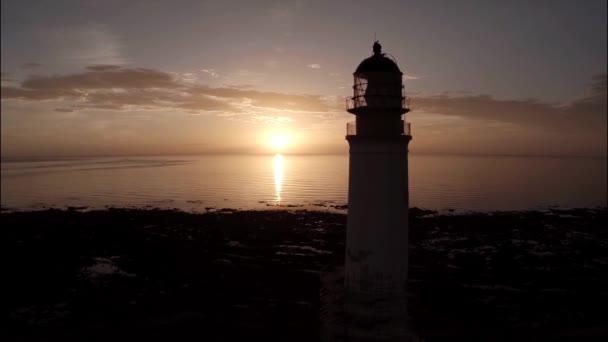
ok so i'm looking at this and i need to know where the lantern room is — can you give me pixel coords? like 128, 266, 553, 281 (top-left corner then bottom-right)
346, 41, 411, 138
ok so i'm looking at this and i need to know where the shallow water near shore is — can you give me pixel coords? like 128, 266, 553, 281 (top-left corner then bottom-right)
2, 154, 606, 211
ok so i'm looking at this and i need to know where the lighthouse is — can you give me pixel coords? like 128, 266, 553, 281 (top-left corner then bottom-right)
344, 41, 412, 339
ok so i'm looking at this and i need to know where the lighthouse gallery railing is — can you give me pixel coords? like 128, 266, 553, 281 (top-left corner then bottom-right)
346, 121, 411, 136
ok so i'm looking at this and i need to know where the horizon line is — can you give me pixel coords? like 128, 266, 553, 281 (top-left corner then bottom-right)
2, 151, 607, 161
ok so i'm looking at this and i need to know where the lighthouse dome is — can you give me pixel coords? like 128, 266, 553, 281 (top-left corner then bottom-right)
355, 41, 401, 74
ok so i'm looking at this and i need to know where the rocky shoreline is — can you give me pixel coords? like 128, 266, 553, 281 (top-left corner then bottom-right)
5, 207, 608, 340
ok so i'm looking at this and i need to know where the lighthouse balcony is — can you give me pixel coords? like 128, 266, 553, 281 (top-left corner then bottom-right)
346, 120, 411, 137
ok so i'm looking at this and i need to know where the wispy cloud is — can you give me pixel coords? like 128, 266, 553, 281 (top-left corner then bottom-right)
250, 115, 294, 124
179, 72, 198, 82
306, 64, 321, 69
201, 69, 219, 78
20, 62, 43, 69
53, 108, 74, 113
1, 72, 16, 84
86, 65, 122, 71
404, 74, 422, 80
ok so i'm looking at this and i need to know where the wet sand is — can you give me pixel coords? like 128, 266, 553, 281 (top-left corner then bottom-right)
4, 207, 608, 340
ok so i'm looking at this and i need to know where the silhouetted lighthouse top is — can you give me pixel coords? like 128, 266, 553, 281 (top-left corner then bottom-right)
354, 41, 402, 74
346, 41, 410, 138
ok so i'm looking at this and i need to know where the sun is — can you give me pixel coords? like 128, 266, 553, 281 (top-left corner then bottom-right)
269, 135, 289, 150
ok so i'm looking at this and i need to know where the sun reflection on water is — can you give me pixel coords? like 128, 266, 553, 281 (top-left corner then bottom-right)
273, 154, 284, 205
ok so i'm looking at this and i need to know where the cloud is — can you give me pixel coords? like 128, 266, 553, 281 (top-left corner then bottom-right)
1, 86, 70, 100
405, 74, 607, 156
404, 74, 422, 80
53, 108, 74, 113
1, 73, 15, 83
21, 63, 43, 69
2, 64, 605, 157
3, 65, 604, 155
1, 66, 341, 115
201, 69, 219, 79
20, 68, 175, 91
590, 73, 607, 93
179, 72, 198, 82
250, 115, 294, 124
412, 73, 607, 133
224, 84, 255, 90
86, 65, 122, 71
306, 64, 321, 69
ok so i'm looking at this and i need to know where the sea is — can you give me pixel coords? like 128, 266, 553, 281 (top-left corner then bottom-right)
1, 154, 606, 212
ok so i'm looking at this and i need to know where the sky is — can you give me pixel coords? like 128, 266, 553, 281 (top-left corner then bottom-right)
1, 0, 606, 157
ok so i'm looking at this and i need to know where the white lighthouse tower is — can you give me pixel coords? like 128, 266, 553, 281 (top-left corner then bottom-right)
344, 41, 412, 339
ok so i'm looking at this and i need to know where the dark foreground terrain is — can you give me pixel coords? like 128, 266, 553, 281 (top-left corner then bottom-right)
4, 207, 608, 341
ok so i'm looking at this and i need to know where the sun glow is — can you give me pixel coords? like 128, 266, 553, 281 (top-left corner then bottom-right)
269, 135, 289, 150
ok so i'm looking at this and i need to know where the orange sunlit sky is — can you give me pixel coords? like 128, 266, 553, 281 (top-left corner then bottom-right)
1, 0, 606, 158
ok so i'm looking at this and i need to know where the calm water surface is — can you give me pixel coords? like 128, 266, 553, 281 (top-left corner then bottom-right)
1, 154, 606, 211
